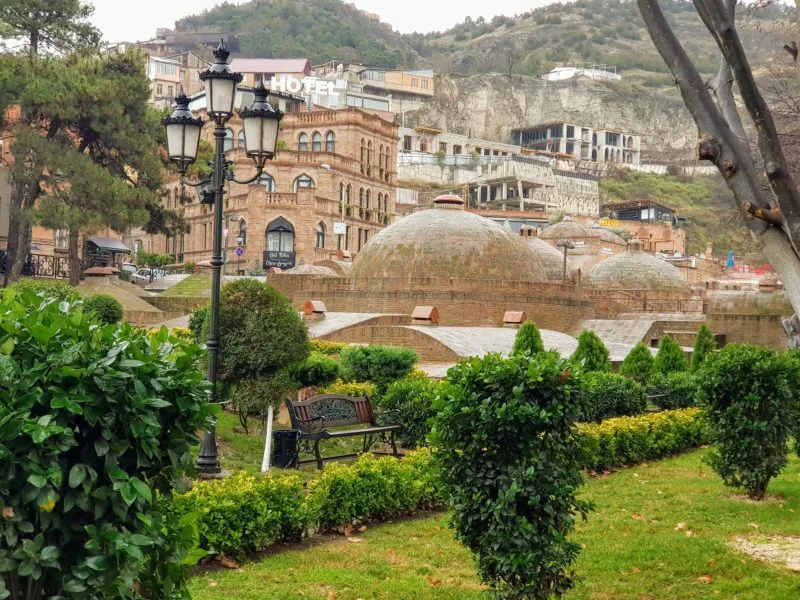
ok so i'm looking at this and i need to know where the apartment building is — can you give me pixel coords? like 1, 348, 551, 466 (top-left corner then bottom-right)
512, 122, 641, 165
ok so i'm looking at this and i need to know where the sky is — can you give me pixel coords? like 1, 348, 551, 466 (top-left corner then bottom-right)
88, 0, 555, 44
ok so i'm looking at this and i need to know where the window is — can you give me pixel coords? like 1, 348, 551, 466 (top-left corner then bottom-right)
293, 174, 314, 191
312, 132, 321, 152
419, 139, 428, 153
298, 133, 308, 152
54, 229, 69, 251
223, 128, 234, 152
238, 130, 246, 148
237, 220, 247, 247
566, 125, 575, 138
358, 227, 363, 251
257, 173, 275, 191
422, 79, 429, 89
134, 239, 143, 255
411, 78, 418, 87
315, 223, 325, 248
156, 83, 163, 96
453, 144, 462, 155
325, 131, 335, 152
359, 188, 364, 218
155, 61, 177, 76
266, 217, 295, 252
439, 142, 447, 153
167, 85, 174, 98
403, 135, 412, 151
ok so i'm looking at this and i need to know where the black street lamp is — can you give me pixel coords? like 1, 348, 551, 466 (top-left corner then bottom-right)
163, 39, 283, 475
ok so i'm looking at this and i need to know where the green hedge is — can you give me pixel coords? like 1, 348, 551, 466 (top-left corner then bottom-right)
339, 345, 418, 390
580, 372, 648, 422
648, 371, 698, 409
580, 408, 706, 472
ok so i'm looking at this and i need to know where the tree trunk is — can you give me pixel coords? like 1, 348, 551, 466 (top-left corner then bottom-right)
29, 28, 39, 58
3, 181, 37, 286
68, 228, 81, 287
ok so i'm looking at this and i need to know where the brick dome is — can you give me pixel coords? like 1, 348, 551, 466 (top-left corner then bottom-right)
540, 220, 595, 240
591, 227, 627, 245
348, 196, 548, 282
583, 244, 690, 292
521, 236, 574, 282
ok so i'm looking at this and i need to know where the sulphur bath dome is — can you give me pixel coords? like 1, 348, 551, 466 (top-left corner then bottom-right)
348, 195, 548, 282
583, 240, 690, 292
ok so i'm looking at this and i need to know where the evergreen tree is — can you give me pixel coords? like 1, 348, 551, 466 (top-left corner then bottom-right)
654, 335, 688, 374
512, 321, 545, 356
0, 0, 98, 57
570, 330, 612, 372
691, 323, 717, 371
620, 342, 654, 384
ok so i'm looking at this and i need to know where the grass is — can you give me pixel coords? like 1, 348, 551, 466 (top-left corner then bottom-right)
188, 450, 800, 599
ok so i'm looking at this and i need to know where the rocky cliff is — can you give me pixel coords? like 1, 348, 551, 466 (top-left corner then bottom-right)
406, 74, 699, 164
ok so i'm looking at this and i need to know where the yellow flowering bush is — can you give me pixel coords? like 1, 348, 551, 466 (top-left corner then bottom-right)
318, 378, 378, 399
309, 339, 348, 356
580, 408, 706, 472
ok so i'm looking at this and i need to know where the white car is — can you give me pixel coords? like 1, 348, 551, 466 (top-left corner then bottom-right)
130, 268, 164, 286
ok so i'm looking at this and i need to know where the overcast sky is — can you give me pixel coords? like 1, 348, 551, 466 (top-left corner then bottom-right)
89, 0, 556, 43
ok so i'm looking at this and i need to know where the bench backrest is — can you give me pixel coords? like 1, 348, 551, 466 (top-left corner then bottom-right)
287, 394, 375, 431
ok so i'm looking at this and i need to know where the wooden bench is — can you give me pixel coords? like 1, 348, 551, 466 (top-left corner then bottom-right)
285, 394, 401, 469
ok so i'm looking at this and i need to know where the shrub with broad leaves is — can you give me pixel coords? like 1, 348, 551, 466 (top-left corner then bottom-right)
377, 376, 443, 447
0, 288, 214, 598
579, 372, 648, 422
648, 371, 698, 409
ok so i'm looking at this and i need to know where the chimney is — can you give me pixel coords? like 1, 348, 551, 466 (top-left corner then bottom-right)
432, 194, 465, 210
412, 306, 439, 325
519, 226, 537, 238
303, 300, 327, 321
503, 311, 527, 328
627, 239, 645, 252
337, 249, 352, 261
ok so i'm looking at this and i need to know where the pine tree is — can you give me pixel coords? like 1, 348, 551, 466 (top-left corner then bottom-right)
691, 323, 717, 371
512, 321, 545, 356
620, 342, 655, 384
654, 335, 688, 375
0, 0, 99, 57
570, 330, 612, 372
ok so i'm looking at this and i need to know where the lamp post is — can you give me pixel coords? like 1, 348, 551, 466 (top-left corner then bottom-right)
163, 40, 283, 475
556, 239, 575, 284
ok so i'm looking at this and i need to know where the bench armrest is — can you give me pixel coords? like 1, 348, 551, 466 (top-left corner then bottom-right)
297, 415, 325, 432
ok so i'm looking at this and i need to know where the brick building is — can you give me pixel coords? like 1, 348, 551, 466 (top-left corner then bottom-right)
132, 106, 399, 272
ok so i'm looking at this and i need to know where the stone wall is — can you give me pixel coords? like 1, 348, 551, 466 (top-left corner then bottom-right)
322, 325, 460, 362
707, 314, 788, 348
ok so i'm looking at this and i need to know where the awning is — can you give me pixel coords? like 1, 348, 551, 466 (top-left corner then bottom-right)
86, 237, 130, 253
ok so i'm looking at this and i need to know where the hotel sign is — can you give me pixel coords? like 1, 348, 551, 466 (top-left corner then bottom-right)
269, 76, 346, 98
263, 250, 296, 270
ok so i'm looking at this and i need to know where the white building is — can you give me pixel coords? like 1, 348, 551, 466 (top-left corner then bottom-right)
542, 65, 621, 82
512, 122, 641, 165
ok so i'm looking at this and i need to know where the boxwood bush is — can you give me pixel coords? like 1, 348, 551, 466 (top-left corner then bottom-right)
339, 345, 417, 390
291, 351, 340, 388
433, 352, 590, 598
579, 372, 648, 422
648, 371, 698, 409
0, 288, 214, 597
377, 377, 442, 447
83, 294, 123, 324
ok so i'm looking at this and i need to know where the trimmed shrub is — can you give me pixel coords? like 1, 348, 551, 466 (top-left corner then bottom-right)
168, 472, 308, 557
698, 344, 796, 499
580, 408, 706, 472
654, 335, 688, 374
434, 352, 591, 598
188, 305, 209, 344
0, 289, 213, 597
228, 371, 296, 432
339, 345, 417, 390
83, 293, 123, 324
292, 351, 340, 388
570, 330, 612, 372
309, 339, 348, 356
580, 372, 648, 422
648, 371, 698, 409
8, 278, 76, 301
511, 321, 545, 356
620, 342, 654, 384
378, 377, 442, 447
691, 323, 717, 371
319, 379, 378, 399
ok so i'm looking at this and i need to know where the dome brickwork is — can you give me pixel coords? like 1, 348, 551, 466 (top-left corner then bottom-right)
584, 245, 690, 292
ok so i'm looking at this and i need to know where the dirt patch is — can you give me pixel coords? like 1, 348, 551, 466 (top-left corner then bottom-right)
731, 536, 800, 572
729, 493, 785, 505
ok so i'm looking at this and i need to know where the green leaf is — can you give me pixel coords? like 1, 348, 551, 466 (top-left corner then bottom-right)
129, 478, 152, 503
40, 546, 59, 561
63, 580, 87, 593
26, 474, 47, 489
0, 338, 13, 355
94, 438, 109, 457
85, 555, 108, 571
149, 398, 172, 408
119, 359, 144, 368
120, 482, 137, 506
68, 464, 87, 488
128, 533, 153, 546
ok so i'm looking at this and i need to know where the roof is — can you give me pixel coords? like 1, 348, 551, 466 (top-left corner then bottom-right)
604, 200, 676, 213
86, 237, 130, 252
405, 326, 579, 359
539, 220, 594, 240
229, 58, 310, 74
583, 248, 691, 293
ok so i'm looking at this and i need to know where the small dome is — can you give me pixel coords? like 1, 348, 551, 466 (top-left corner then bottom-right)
540, 220, 595, 240
583, 246, 690, 292
591, 228, 627, 245
349, 195, 547, 282
521, 236, 575, 282
283, 264, 338, 277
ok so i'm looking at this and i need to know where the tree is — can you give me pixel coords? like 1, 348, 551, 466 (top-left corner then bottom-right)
570, 330, 612, 372
512, 321, 545, 356
3, 50, 169, 285
654, 335, 688, 375
691, 323, 717, 371
636, 0, 800, 320
620, 342, 655, 384
0, 0, 99, 57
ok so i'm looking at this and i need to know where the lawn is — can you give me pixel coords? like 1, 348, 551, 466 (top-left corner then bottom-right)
188, 450, 800, 600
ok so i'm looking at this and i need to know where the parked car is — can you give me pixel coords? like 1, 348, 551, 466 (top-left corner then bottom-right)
120, 262, 137, 275
130, 268, 164, 286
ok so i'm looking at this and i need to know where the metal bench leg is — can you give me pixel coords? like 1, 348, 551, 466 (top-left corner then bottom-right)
390, 431, 399, 457
313, 438, 323, 470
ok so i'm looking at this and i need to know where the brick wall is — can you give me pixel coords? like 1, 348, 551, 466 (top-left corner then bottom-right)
322, 325, 460, 362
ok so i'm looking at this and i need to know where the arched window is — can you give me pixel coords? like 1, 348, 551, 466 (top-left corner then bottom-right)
293, 174, 315, 191
377, 192, 382, 214
311, 132, 321, 152
419, 139, 428, 153
604, 148, 610, 161
315, 222, 325, 248
257, 173, 275, 192
237, 219, 247, 247
134, 239, 143, 255
266, 217, 295, 253
298, 133, 308, 152
325, 131, 335, 152
367, 140, 372, 164
365, 189, 371, 216
238, 130, 246, 148
223, 128, 234, 152
359, 187, 364, 218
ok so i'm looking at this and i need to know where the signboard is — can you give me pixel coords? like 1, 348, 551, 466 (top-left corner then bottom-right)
333, 222, 347, 235
263, 250, 295, 270
235, 247, 244, 258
